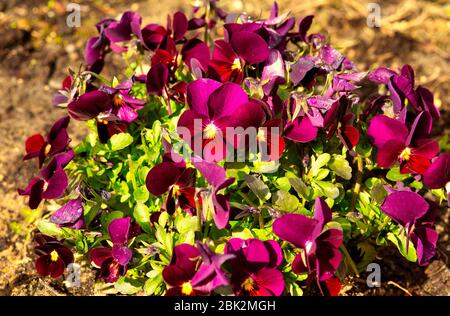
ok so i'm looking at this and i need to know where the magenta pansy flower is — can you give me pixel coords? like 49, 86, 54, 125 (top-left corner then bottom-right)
381, 191, 438, 266
224, 238, 285, 296
273, 198, 343, 283
367, 112, 439, 174
90, 217, 133, 283
50, 198, 85, 230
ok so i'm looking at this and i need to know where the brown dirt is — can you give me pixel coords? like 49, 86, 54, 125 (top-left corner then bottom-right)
0, 0, 448, 296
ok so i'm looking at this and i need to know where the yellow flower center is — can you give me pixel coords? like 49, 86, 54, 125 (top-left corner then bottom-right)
50, 250, 59, 262
257, 129, 266, 142
44, 143, 52, 155
113, 94, 124, 107
399, 147, 412, 161
241, 277, 255, 292
181, 281, 193, 295
203, 123, 218, 140
172, 184, 181, 196
231, 58, 242, 70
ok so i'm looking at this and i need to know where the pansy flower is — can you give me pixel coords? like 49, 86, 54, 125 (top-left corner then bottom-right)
423, 153, 450, 204
23, 116, 71, 167
50, 198, 85, 230
224, 238, 285, 296
177, 79, 267, 161
34, 234, 74, 278
210, 29, 269, 83
162, 243, 232, 296
273, 198, 343, 285
104, 11, 142, 53
146, 153, 197, 215
19, 151, 74, 209
67, 89, 128, 143
99, 79, 145, 123
192, 158, 235, 229
367, 112, 439, 174
90, 217, 133, 283
84, 18, 116, 73
52, 75, 76, 108
381, 190, 438, 266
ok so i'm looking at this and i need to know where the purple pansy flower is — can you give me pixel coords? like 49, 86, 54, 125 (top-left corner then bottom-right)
381, 191, 438, 266
34, 234, 74, 279
104, 11, 142, 53
23, 116, 70, 167
224, 238, 285, 296
273, 198, 343, 284
177, 79, 267, 161
367, 112, 439, 174
146, 153, 197, 215
19, 151, 74, 209
50, 198, 85, 230
192, 158, 235, 229
162, 243, 232, 296
84, 18, 116, 73
99, 79, 145, 123
90, 217, 133, 283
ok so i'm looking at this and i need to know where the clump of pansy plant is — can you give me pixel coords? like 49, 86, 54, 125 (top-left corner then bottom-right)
18, 1, 448, 296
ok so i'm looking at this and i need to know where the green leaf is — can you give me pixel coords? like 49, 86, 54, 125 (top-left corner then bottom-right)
387, 232, 417, 262
314, 180, 340, 199
245, 174, 271, 201
144, 273, 163, 296
251, 159, 280, 173
272, 190, 299, 213
311, 153, 331, 176
36, 220, 64, 237
108, 133, 134, 151
133, 185, 149, 203
275, 177, 291, 192
386, 166, 410, 182
134, 202, 151, 233
114, 277, 142, 295
175, 215, 199, 234
329, 155, 352, 180
289, 177, 310, 199
314, 169, 330, 181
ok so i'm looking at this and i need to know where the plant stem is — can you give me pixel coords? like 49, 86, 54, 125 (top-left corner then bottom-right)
349, 154, 363, 212
339, 244, 360, 277
258, 213, 264, 229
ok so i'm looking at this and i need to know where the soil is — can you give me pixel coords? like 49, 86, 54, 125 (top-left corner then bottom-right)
0, 0, 448, 296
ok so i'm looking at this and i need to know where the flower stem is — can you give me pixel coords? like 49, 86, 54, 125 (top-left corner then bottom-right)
349, 154, 364, 212
339, 244, 360, 277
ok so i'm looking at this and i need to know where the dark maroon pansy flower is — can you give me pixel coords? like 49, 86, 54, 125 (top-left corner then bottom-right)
273, 198, 343, 284
99, 79, 145, 123
367, 112, 439, 174
210, 30, 269, 83
162, 243, 232, 296
34, 234, 74, 278
23, 116, 70, 167
193, 158, 235, 229
146, 154, 197, 215
52, 75, 76, 107
177, 79, 267, 161
68, 89, 130, 143
19, 151, 74, 209
50, 198, 85, 230
90, 217, 133, 283
224, 238, 285, 296
381, 191, 438, 266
